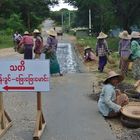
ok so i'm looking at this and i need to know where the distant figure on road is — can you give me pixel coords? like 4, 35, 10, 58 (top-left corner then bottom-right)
84, 46, 96, 62
44, 28, 63, 76
96, 32, 109, 72
33, 29, 43, 59
18, 31, 34, 59
98, 71, 129, 118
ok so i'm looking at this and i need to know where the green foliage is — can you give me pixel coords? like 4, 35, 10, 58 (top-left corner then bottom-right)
111, 0, 140, 31
0, 0, 56, 31
66, 0, 140, 32
76, 37, 97, 50
0, 17, 6, 29
6, 13, 24, 33
51, 9, 77, 30
0, 34, 13, 49
51, 11, 62, 25
107, 37, 120, 52
77, 36, 120, 52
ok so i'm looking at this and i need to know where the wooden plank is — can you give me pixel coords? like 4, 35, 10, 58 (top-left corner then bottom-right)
33, 111, 46, 140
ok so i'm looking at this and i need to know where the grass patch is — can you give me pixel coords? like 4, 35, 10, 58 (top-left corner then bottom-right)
0, 35, 13, 49
76, 36, 119, 52
76, 36, 137, 85
108, 37, 120, 52
76, 37, 97, 50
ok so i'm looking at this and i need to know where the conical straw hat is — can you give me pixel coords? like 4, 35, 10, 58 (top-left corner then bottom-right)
46, 28, 57, 37
84, 46, 91, 50
24, 31, 29, 35
103, 71, 124, 84
131, 31, 140, 38
119, 30, 131, 40
97, 32, 108, 39
33, 29, 40, 33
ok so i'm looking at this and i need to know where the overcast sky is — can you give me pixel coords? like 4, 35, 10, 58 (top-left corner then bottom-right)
50, 0, 77, 11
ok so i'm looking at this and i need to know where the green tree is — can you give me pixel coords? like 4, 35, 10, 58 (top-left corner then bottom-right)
111, 0, 140, 32
66, 0, 140, 32
51, 8, 76, 32
0, 0, 58, 31
6, 13, 24, 33
66, 0, 113, 32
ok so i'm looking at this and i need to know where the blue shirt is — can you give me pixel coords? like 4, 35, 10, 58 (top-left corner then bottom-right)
98, 84, 121, 116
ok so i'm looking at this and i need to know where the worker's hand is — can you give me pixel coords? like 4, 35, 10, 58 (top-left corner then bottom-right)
115, 89, 121, 96
120, 107, 123, 112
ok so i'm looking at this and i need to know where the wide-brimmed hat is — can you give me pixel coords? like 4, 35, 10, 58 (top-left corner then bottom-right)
33, 29, 40, 33
121, 103, 140, 119
46, 29, 57, 37
134, 80, 140, 92
84, 46, 91, 50
131, 31, 140, 38
97, 32, 108, 39
24, 31, 29, 35
103, 71, 124, 84
119, 31, 131, 40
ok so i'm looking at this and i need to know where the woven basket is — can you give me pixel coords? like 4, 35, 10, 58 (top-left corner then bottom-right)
121, 103, 140, 119
121, 115, 140, 128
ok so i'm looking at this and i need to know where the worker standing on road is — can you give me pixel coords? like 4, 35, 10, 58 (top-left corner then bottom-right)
18, 31, 34, 59
96, 32, 109, 72
33, 29, 43, 59
43, 28, 63, 76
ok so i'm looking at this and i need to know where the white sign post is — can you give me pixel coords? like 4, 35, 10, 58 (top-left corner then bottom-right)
0, 59, 50, 139
0, 60, 50, 92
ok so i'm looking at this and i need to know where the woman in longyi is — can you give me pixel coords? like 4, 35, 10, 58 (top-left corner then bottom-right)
98, 71, 129, 118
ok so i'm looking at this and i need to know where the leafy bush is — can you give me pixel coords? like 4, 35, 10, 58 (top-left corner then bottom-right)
6, 13, 24, 33
0, 33, 13, 48
76, 37, 97, 50
107, 37, 120, 52
77, 36, 120, 52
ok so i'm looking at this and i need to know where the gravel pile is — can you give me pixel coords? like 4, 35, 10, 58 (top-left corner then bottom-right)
120, 128, 140, 140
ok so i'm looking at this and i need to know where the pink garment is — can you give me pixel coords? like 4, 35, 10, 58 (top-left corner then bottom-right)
89, 52, 97, 60
20, 35, 34, 45
85, 51, 97, 61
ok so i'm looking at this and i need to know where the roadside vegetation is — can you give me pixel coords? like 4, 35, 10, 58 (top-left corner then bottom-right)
0, 0, 59, 49
76, 36, 135, 84
76, 36, 119, 51
0, 34, 13, 48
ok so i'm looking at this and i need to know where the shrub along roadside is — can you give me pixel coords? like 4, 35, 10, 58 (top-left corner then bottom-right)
76, 36, 136, 84
76, 36, 119, 52
0, 34, 13, 49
